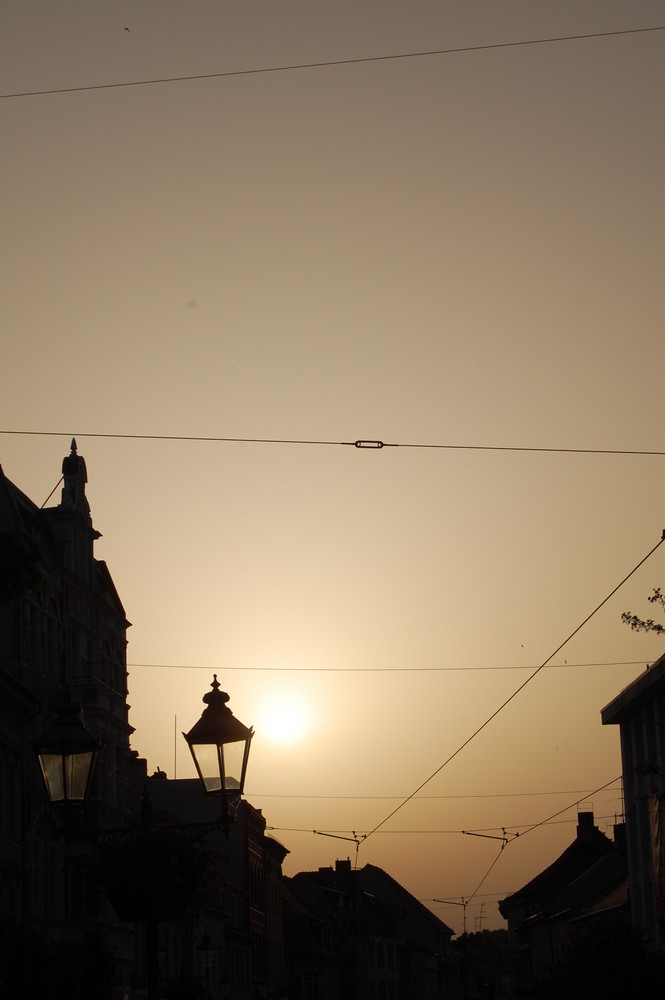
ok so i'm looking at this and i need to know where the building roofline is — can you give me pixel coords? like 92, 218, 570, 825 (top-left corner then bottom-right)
601, 650, 665, 725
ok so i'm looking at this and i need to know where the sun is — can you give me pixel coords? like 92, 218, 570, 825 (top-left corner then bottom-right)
260, 696, 309, 744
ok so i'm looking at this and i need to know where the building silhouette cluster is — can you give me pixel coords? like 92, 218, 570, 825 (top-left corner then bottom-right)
0, 443, 455, 999
2, 441, 664, 998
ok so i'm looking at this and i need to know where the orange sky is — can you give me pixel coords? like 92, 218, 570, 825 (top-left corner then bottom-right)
2, 2, 664, 932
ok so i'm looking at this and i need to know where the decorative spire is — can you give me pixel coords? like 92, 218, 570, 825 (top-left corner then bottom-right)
60, 437, 90, 517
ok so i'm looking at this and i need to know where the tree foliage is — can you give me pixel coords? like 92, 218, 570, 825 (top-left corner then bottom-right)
621, 587, 665, 635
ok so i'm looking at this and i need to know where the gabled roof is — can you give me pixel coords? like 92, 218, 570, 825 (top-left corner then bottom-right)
499, 812, 614, 919
360, 862, 454, 936
536, 847, 627, 923
291, 859, 454, 937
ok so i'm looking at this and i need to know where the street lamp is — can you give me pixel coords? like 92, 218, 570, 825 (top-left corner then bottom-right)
183, 674, 253, 833
34, 693, 101, 806
34, 677, 253, 999
197, 930, 216, 993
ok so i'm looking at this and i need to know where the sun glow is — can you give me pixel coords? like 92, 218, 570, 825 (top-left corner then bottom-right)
259, 696, 310, 744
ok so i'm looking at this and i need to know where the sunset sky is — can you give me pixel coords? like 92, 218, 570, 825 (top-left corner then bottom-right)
2, 1, 664, 932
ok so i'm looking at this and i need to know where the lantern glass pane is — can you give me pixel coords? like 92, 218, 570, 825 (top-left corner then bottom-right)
222, 740, 245, 792
66, 751, 94, 800
39, 753, 65, 802
192, 743, 222, 793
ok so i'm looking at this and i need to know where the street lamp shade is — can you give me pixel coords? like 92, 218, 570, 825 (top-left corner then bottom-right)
34, 695, 101, 804
183, 675, 253, 799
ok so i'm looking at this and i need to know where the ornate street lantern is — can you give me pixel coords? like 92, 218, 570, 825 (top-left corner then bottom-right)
34, 694, 101, 804
183, 675, 253, 829
197, 931, 216, 972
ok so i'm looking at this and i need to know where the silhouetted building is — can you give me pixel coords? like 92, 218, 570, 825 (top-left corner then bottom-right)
602, 651, 665, 947
0, 443, 291, 999
284, 858, 455, 999
0, 440, 143, 988
147, 776, 290, 997
499, 811, 627, 991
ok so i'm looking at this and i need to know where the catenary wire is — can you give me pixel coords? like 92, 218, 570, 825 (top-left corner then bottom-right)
266, 813, 618, 838
360, 531, 665, 844
127, 659, 652, 672
1, 429, 664, 456
246, 788, 622, 801
272, 763, 637, 912
467, 846, 507, 905
1, 25, 663, 100
452, 753, 663, 905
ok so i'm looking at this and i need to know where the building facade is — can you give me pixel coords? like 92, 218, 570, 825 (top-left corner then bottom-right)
0, 443, 290, 999
601, 652, 665, 948
283, 858, 455, 1000
0, 441, 142, 990
498, 811, 627, 991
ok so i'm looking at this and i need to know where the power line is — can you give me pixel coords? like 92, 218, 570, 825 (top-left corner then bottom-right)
246, 788, 622, 801
127, 659, 652, 673
1, 24, 663, 100
360, 531, 665, 843
460, 755, 660, 903
468, 846, 506, 905
517, 774, 624, 840
265, 813, 618, 838
1, 429, 664, 457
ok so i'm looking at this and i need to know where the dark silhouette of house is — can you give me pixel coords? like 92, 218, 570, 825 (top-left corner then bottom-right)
602, 650, 665, 948
498, 811, 627, 992
284, 858, 455, 999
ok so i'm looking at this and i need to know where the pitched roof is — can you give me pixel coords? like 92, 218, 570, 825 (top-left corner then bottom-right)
292, 859, 454, 937
538, 848, 627, 923
499, 812, 614, 918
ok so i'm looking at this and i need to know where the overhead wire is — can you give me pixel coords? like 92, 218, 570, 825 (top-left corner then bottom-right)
248, 787, 622, 801
433, 749, 665, 911
266, 771, 629, 919
1, 428, 664, 456
267, 813, 619, 839
1, 24, 663, 100
127, 659, 653, 672
359, 530, 665, 844
467, 846, 507, 906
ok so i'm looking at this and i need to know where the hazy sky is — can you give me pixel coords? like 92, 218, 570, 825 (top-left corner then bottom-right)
2, 2, 664, 933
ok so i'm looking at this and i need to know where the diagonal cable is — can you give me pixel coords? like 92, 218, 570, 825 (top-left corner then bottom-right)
361, 531, 665, 843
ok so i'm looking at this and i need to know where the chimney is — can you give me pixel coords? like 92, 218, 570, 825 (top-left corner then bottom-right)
613, 822, 627, 855
577, 811, 596, 841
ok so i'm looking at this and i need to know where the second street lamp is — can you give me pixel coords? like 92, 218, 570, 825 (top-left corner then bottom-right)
34, 693, 102, 810
183, 674, 254, 834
